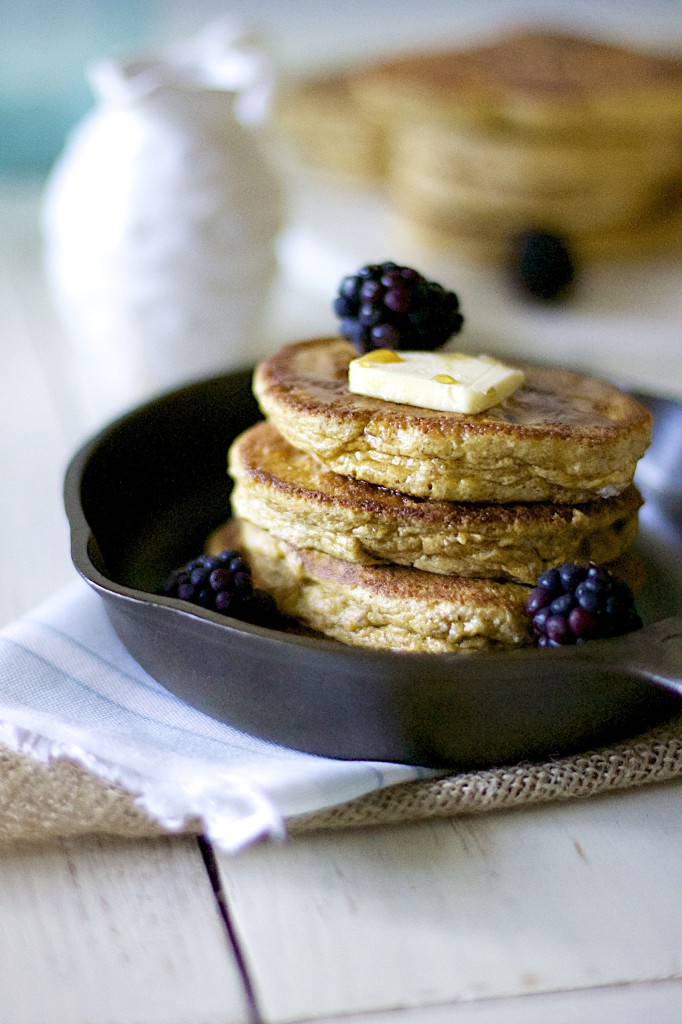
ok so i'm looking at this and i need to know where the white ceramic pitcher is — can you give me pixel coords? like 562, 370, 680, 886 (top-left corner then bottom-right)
42, 21, 283, 423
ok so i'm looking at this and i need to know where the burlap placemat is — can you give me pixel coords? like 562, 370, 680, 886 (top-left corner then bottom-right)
1, 713, 680, 846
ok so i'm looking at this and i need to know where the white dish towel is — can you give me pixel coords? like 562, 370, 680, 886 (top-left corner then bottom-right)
0, 580, 430, 852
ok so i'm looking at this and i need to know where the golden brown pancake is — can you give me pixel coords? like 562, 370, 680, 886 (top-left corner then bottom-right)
271, 72, 385, 182
350, 30, 682, 137
389, 171, 682, 264
207, 518, 533, 652
229, 422, 642, 583
388, 155, 678, 237
253, 338, 652, 504
387, 120, 682, 198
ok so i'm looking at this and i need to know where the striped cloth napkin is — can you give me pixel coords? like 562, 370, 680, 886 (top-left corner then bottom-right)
0, 580, 429, 851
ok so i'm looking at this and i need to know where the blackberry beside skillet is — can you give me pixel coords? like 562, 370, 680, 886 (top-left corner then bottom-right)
159, 549, 276, 625
334, 261, 464, 353
526, 562, 642, 647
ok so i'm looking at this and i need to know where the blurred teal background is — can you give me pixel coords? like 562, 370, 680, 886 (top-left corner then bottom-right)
0, 1, 159, 174
0, 1, 256, 176
3, 0, 682, 179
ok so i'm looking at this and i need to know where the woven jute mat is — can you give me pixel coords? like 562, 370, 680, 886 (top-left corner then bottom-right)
290, 714, 682, 834
0, 713, 680, 846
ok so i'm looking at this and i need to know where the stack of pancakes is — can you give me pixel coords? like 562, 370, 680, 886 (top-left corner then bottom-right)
208, 337, 652, 653
273, 29, 682, 263
351, 29, 682, 262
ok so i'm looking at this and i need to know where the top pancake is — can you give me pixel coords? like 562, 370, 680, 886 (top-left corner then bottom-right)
253, 337, 652, 504
350, 29, 682, 138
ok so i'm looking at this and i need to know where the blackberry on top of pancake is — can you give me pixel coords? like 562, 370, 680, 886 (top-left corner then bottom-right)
254, 260, 650, 505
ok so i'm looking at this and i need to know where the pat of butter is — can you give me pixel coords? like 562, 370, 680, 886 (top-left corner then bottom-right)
348, 350, 525, 413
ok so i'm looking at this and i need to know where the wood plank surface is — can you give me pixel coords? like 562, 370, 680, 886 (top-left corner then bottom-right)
0, 835, 251, 1024
311, 979, 682, 1024
217, 782, 682, 1022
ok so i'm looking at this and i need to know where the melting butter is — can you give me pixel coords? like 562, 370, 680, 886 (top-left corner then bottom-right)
348, 351, 525, 413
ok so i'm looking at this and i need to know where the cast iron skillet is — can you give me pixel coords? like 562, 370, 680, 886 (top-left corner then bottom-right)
64, 369, 682, 770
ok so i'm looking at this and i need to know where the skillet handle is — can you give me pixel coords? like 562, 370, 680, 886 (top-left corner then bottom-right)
609, 615, 682, 700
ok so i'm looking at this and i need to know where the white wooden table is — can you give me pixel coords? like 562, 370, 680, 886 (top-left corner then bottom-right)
1, 180, 681, 1024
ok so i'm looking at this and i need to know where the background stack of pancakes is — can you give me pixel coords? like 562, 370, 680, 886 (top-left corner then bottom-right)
209, 336, 652, 653
272, 29, 682, 264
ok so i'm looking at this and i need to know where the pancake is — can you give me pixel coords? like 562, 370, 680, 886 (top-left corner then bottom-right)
207, 518, 532, 652
392, 190, 682, 264
387, 151, 679, 235
387, 120, 682, 199
271, 72, 385, 182
390, 184, 682, 265
387, 158, 662, 237
253, 337, 652, 504
229, 422, 642, 583
350, 30, 682, 138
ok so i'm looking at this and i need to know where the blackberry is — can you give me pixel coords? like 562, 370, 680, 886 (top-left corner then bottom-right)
333, 261, 464, 354
514, 230, 576, 301
159, 549, 277, 626
526, 562, 642, 648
